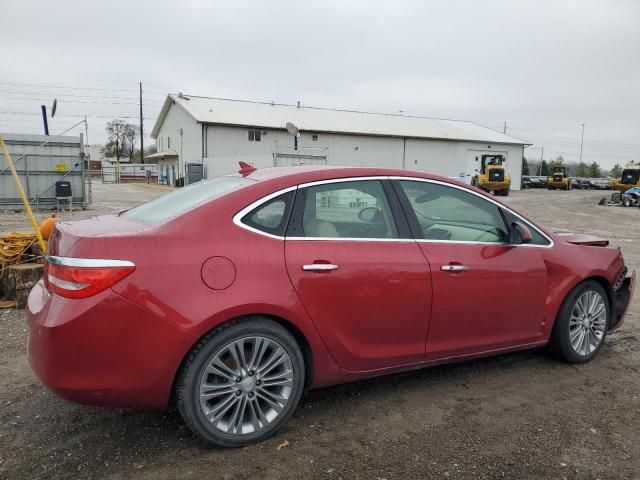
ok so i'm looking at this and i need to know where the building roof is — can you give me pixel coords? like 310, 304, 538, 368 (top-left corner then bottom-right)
146, 149, 178, 159
151, 94, 529, 145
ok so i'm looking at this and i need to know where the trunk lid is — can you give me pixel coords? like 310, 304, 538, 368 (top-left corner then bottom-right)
48, 214, 153, 256
556, 232, 609, 247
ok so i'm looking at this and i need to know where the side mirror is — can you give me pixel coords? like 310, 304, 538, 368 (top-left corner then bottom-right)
510, 221, 533, 244
358, 207, 381, 222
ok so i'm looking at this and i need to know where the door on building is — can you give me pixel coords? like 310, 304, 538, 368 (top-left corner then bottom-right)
284, 178, 432, 371
392, 178, 547, 358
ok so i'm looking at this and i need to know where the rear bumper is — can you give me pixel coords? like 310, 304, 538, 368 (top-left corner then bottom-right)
610, 270, 635, 330
26, 280, 196, 408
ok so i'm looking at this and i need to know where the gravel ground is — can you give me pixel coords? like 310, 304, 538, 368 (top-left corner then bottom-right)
0, 185, 638, 480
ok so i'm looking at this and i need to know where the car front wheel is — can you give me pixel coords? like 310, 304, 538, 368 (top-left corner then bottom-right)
549, 280, 609, 363
176, 318, 305, 447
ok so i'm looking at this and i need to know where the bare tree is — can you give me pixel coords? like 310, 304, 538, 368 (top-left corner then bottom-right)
102, 119, 136, 162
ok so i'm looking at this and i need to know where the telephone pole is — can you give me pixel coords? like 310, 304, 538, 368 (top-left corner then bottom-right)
578, 123, 585, 167
139, 82, 144, 163
503, 121, 507, 134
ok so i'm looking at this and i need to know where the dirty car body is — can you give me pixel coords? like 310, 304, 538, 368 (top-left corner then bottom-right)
27, 166, 635, 446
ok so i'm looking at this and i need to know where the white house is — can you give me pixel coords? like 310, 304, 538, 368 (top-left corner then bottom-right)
149, 94, 529, 188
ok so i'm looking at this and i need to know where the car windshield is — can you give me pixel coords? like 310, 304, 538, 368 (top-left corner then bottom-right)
123, 175, 253, 224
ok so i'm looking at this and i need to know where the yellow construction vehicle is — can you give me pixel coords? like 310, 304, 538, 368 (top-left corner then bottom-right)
471, 154, 511, 196
612, 167, 640, 193
547, 166, 571, 190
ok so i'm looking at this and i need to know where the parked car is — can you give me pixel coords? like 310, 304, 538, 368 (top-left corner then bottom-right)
28, 165, 635, 447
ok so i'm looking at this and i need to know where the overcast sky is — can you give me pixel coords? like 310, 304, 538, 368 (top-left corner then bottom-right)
1, 0, 638, 169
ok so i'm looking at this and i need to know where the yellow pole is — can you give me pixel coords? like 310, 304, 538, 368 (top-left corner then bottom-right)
0, 136, 47, 253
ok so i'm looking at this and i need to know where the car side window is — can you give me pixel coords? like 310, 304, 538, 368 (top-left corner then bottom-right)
241, 191, 294, 237
298, 180, 399, 239
398, 180, 509, 243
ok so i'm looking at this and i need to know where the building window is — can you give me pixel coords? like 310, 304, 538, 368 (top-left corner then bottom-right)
168, 137, 171, 149
248, 130, 261, 142
312, 134, 319, 141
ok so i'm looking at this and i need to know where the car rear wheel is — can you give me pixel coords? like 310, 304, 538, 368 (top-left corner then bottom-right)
176, 318, 305, 447
549, 280, 609, 364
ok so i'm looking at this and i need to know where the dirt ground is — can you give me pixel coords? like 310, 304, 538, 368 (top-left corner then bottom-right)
1, 184, 639, 480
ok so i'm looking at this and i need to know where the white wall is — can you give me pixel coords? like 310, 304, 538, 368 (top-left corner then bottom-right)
155, 101, 201, 179
154, 110, 524, 189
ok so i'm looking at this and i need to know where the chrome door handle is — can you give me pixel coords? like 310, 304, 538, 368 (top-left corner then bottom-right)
441, 265, 469, 272
302, 264, 339, 271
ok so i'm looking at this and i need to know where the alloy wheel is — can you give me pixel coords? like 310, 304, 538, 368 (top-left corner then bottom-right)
198, 336, 294, 436
568, 290, 607, 356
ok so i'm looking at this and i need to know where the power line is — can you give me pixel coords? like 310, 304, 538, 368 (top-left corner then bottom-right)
0, 89, 144, 101
0, 81, 138, 93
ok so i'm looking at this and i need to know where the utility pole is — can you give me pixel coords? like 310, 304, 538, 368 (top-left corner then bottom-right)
503, 121, 507, 134
538, 146, 544, 176
139, 82, 144, 164
578, 123, 585, 168
84, 116, 92, 202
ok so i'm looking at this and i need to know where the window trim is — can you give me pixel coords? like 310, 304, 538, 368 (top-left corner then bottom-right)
233, 186, 298, 240
285, 178, 409, 240
389, 176, 553, 248
232, 176, 554, 248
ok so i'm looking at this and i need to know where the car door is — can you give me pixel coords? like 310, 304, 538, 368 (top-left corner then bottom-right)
284, 178, 432, 371
393, 178, 548, 359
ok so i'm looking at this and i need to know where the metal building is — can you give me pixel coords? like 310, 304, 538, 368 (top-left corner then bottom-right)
150, 94, 529, 188
0, 133, 88, 209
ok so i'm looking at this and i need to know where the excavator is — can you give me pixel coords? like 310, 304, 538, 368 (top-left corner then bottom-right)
547, 166, 571, 190
471, 154, 511, 196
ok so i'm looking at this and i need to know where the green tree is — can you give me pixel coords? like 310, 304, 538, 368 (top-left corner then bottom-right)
540, 160, 550, 176
521, 157, 530, 175
610, 164, 623, 178
576, 162, 589, 177
588, 161, 602, 178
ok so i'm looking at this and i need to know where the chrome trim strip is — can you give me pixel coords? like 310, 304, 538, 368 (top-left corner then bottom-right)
231, 175, 554, 248
287, 236, 414, 242
388, 175, 555, 249
232, 185, 298, 240
45, 256, 135, 268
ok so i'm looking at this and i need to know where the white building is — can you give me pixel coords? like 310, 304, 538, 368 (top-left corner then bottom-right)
149, 94, 529, 188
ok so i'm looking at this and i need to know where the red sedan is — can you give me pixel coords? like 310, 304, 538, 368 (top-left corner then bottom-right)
27, 165, 635, 447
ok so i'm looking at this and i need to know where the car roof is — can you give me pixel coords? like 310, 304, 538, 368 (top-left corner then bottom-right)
228, 165, 459, 187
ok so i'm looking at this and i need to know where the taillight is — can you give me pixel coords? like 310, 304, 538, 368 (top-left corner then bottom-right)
45, 256, 135, 299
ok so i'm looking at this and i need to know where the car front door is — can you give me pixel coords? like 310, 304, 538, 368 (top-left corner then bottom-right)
393, 178, 548, 359
284, 178, 432, 371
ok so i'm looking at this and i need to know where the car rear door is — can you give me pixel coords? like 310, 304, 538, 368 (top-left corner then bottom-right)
284, 178, 432, 371
393, 178, 548, 359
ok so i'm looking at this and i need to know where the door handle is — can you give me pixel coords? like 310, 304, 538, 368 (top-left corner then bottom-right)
441, 264, 469, 272
302, 264, 339, 271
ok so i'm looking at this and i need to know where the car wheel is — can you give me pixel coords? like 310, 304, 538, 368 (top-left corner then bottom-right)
622, 196, 631, 207
176, 318, 305, 447
549, 280, 609, 364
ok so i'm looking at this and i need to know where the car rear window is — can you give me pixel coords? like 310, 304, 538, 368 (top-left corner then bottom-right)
123, 176, 252, 224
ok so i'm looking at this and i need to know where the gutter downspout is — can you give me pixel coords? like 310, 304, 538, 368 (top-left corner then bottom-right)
402, 137, 407, 170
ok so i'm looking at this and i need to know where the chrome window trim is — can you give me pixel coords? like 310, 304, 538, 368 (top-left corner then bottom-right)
46, 256, 135, 268
390, 176, 555, 249
232, 185, 298, 240
232, 175, 554, 248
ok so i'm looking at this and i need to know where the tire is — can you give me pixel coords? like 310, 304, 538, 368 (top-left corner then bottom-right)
549, 280, 609, 364
502, 187, 510, 196
176, 318, 305, 447
623, 196, 631, 207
